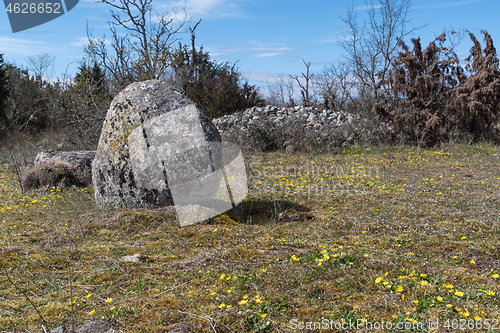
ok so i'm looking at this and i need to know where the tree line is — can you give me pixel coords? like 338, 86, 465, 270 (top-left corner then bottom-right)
0, 0, 499, 148
0, 0, 264, 148
267, 0, 500, 147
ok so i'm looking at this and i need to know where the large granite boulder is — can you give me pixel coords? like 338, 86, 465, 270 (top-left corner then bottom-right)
92, 80, 223, 211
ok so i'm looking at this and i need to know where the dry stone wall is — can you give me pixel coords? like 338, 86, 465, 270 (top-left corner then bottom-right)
213, 105, 392, 151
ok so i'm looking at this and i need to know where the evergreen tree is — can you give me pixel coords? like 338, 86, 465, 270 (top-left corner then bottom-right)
170, 30, 264, 120
0, 54, 9, 126
73, 62, 108, 99
3, 64, 51, 131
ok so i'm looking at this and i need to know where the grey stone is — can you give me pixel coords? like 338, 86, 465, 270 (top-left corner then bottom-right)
35, 150, 96, 173
119, 253, 145, 263
23, 151, 96, 191
50, 326, 66, 333
166, 323, 194, 332
33, 150, 96, 187
313, 123, 323, 131
285, 144, 295, 153
76, 321, 117, 333
92, 80, 222, 210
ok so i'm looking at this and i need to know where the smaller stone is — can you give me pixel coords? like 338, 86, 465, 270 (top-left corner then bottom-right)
166, 323, 194, 332
34, 151, 95, 186
276, 209, 313, 224
76, 321, 117, 333
119, 253, 145, 263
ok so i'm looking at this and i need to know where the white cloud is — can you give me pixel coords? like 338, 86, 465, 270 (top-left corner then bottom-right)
256, 52, 283, 58
320, 36, 352, 43
355, 4, 381, 11
205, 44, 292, 58
158, 0, 246, 19
239, 70, 294, 98
414, 0, 487, 9
69, 36, 90, 48
254, 46, 291, 57
241, 70, 287, 84
70, 34, 114, 49
240, 71, 309, 101
0, 37, 47, 56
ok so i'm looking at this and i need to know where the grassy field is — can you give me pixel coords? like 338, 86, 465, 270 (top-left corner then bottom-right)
1, 143, 499, 332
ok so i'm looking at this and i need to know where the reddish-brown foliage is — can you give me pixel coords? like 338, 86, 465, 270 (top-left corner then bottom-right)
374, 30, 500, 146
449, 31, 500, 137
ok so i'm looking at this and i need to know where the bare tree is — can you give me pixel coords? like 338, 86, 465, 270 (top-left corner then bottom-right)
290, 60, 315, 106
315, 62, 355, 110
86, 22, 135, 92
266, 76, 296, 107
24, 52, 55, 81
340, 0, 417, 100
85, 0, 187, 93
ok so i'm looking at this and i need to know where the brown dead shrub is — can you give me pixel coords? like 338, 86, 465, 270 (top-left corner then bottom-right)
449, 31, 500, 139
375, 30, 500, 146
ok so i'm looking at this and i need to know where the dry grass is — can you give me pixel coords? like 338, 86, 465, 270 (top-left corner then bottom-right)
1, 143, 499, 332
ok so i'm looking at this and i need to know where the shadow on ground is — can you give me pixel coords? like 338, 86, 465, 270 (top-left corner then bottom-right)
221, 198, 313, 225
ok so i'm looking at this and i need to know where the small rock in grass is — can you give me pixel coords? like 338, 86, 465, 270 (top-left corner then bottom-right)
166, 323, 195, 332
275, 209, 313, 224
119, 253, 145, 263
76, 320, 118, 333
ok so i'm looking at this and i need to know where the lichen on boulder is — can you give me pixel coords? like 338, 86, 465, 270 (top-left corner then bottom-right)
92, 80, 222, 210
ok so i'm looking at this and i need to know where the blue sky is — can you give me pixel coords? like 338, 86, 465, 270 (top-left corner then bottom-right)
1, 0, 499, 94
